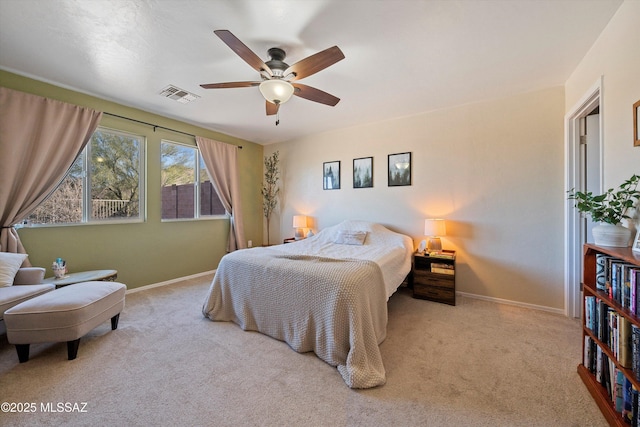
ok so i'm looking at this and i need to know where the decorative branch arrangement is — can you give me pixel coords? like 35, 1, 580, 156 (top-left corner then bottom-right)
261, 151, 280, 245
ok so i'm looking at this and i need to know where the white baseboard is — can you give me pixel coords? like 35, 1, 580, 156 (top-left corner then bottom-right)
125, 272, 564, 316
126, 270, 216, 294
456, 291, 565, 316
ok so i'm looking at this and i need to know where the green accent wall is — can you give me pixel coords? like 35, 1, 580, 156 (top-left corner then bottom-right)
1, 70, 263, 289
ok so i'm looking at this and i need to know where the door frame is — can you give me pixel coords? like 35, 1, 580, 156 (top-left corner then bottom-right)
564, 77, 603, 318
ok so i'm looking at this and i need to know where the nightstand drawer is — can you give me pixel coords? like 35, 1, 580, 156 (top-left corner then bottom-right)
413, 283, 455, 304
413, 271, 454, 289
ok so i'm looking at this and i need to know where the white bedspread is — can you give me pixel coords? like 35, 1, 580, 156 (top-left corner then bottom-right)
274, 221, 414, 300
202, 220, 413, 388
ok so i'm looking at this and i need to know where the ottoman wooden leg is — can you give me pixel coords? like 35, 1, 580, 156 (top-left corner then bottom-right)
111, 313, 120, 330
67, 338, 80, 360
16, 344, 30, 363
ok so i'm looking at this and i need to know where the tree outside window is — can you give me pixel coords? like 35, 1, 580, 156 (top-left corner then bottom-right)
26, 128, 144, 225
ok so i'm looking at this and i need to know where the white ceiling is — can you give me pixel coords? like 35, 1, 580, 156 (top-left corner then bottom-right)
0, 0, 623, 145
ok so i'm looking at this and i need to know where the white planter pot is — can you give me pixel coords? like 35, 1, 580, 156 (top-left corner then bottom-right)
592, 223, 633, 247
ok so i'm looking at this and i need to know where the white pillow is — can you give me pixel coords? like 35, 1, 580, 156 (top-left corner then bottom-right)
334, 230, 367, 245
0, 252, 28, 287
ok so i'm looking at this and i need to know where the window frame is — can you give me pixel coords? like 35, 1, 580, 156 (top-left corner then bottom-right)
23, 126, 146, 227
160, 139, 227, 222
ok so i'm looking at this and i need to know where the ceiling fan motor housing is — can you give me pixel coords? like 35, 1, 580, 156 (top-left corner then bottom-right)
265, 47, 289, 78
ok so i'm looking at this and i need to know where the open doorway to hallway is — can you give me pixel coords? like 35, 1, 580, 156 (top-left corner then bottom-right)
565, 79, 603, 318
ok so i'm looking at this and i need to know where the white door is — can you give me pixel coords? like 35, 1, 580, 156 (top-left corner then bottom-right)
582, 113, 601, 245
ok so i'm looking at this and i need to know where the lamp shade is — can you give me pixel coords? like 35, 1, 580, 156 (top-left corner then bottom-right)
259, 79, 294, 105
293, 215, 308, 228
424, 219, 446, 237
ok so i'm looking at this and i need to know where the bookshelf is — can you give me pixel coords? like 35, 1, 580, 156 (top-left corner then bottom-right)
579, 243, 640, 426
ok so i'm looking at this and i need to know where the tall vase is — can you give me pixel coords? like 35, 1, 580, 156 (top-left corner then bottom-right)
592, 223, 633, 247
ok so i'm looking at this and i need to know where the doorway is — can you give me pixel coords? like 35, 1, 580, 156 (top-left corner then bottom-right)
565, 78, 603, 318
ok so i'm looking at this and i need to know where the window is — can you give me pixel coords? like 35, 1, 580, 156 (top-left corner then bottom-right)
161, 140, 225, 220
27, 128, 145, 225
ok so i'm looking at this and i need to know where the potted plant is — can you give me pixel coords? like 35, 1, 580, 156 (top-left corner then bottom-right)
567, 174, 640, 247
261, 151, 280, 246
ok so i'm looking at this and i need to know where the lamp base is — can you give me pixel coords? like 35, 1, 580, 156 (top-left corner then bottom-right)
294, 228, 304, 240
426, 237, 442, 253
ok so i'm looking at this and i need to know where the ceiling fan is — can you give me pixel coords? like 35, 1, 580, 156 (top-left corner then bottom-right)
200, 30, 345, 125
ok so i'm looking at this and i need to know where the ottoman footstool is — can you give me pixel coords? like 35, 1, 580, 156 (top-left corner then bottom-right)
4, 281, 126, 362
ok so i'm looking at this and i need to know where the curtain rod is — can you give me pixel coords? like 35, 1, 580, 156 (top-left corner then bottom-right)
103, 112, 242, 149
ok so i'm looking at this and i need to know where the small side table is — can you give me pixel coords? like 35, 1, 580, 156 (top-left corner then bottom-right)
283, 238, 296, 244
42, 269, 118, 288
410, 251, 456, 305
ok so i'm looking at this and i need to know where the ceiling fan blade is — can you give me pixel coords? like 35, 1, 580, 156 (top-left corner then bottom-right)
200, 81, 261, 89
292, 83, 340, 106
214, 30, 273, 77
284, 46, 345, 81
266, 101, 279, 116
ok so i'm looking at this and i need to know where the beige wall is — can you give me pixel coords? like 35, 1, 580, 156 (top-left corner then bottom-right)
565, 0, 640, 192
1, 71, 264, 289
266, 86, 566, 311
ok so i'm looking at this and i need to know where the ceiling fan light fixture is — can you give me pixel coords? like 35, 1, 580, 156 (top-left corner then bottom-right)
259, 79, 294, 105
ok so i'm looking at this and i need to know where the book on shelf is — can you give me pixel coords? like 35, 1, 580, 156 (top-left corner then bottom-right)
620, 316, 633, 368
598, 300, 609, 344
633, 325, 640, 381
585, 336, 597, 374
596, 254, 612, 292
585, 296, 596, 332
604, 352, 613, 399
585, 335, 592, 369
612, 261, 622, 305
615, 368, 624, 412
431, 263, 454, 275
596, 345, 603, 383
609, 310, 618, 359
621, 263, 637, 310
623, 377, 634, 423
426, 251, 455, 259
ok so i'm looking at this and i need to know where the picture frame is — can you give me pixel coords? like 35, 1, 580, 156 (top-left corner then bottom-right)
633, 229, 640, 253
388, 152, 411, 186
353, 157, 373, 188
634, 99, 640, 147
323, 161, 340, 190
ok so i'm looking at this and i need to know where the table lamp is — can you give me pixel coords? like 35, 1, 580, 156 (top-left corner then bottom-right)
424, 219, 446, 253
293, 215, 308, 240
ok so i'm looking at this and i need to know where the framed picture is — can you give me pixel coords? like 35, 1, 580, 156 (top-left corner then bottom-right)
353, 157, 373, 188
323, 161, 340, 190
634, 99, 640, 147
388, 152, 411, 186
633, 229, 640, 253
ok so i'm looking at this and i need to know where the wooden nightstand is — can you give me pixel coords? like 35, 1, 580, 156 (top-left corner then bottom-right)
283, 238, 296, 244
410, 250, 456, 305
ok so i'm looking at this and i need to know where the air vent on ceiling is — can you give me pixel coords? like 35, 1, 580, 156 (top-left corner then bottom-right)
159, 85, 200, 104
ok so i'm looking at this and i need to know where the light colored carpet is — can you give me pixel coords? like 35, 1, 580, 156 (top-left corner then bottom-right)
1, 274, 606, 426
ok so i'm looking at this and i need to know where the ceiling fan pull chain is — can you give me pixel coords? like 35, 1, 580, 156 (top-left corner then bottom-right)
276, 107, 280, 126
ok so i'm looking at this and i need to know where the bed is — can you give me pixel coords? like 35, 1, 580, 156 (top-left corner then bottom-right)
202, 220, 414, 388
